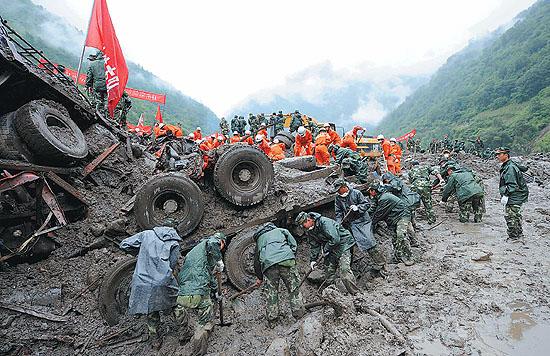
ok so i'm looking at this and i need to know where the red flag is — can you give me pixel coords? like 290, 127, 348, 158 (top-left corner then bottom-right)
155, 105, 163, 123
85, 0, 128, 117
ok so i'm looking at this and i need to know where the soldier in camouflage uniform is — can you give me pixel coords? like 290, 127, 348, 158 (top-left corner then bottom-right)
341, 157, 371, 183
176, 233, 226, 355
274, 111, 285, 134
290, 110, 302, 133
329, 144, 361, 164
219, 117, 230, 137
230, 115, 239, 134
253, 223, 304, 326
114, 91, 132, 126
238, 116, 247, 135
248, 113, 259, 134
442, 164, 484, 223
496, 147, 529, 241
295, 211, 360, 295
408, 161, 441, 224
367, 183, 414, 266
85, 51, 108, 118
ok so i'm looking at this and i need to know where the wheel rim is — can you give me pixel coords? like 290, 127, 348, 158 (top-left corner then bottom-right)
230, 160, 262, 192
45, 113, 77, 145
239, 242, 257, 286
151, 189, 190, 226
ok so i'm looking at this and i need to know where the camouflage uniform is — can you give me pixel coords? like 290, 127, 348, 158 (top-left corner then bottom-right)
341, 157, 370, 183
442, 167, 484, 223
394, 217, 413, 261
253, 223, 305, 323
290, 111, 302, 133
219, 117, 230, 137
85, 52, 109, 118
173, 295, 214, 341
263, 264, 303, 321
408, 165, 437, 224
248, 114, 259, 133
499, 156, 529, 240
114, 92, 132, 126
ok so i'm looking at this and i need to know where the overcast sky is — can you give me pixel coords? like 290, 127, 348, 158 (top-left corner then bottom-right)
33, 0, 536, 116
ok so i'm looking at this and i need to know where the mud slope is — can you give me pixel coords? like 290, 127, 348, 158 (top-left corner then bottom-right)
1, 154, 549, 356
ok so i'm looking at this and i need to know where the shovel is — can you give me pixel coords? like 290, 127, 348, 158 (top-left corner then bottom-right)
215, 272, 232, 327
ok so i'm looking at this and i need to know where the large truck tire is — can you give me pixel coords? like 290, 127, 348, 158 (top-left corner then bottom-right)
273, 134, 293, 149
213, 145, 274, 206
277, 131, 295, 143
0, 112, 32, 161
134, 174, 204, 237
225, 230, 257, 291
98, 257, 137, 326
14, 99, 88, 165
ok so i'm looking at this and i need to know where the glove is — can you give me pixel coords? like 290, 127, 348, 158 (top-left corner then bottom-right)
500, 196, 508, 206
214, 291, 222, 301
310, 261, 317, 270
214, 260, 224, 273
350, 204, 359, 212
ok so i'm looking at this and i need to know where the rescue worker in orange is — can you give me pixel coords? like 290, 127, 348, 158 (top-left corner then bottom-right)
193, 127, 202, 140
314, 128, 331, 166
268, 138, 286, 161
230, 131, 241, 144
294, 126, 313, 157
388, 137, 403, 175
257, 122, 268, 139
324, 123, 342, 146
255, 134, 271, 156
378, 134, 391, 160
154, 123, 183, 138
216, 134, 226, 147
243, 130, 254, 145
341, 126, 363, 151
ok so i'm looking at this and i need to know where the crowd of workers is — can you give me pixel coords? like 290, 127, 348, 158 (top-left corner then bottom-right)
117, 108, 530, 353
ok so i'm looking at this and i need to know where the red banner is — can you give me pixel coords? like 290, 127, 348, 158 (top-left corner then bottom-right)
396, 129, 417, 142
126, 88, 166, 105
85, 0, 129, 117
64, 68, 166, 104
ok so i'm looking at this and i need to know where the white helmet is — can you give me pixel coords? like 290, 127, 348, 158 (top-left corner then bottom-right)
255, 134, 263, 143
260, 122, 266, 127
233, 131, 239, 135
196, 127, 201, 131
297, 126, 306, 135
188, 133, 194, 139
390, 137, 396, 142
377, 134, 384, 140
273, 138, 280, 144
245, 130, 251, 135
218, 135, 224, 140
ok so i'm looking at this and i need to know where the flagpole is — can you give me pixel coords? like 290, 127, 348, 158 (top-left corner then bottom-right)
75, 0, 96, 85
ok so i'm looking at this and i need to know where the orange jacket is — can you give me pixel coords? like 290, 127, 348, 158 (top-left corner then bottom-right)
269, 143, 286, 161
314, 132, 331, 166
230, 135, 241, 144
193, 130, 202, 140
257, 129, 268, 139
341, 133, 357, 151
257, 139, 271, 156
244, 136, 254, 145
390, 143, 402, 159
294, 129, 313, 156
381, 139, 391, 159
327, 129, 342, 146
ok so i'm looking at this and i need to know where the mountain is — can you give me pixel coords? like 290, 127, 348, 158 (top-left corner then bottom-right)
378, 0, 550, 153
232, 62, 429, 132
0, 0, 219, 132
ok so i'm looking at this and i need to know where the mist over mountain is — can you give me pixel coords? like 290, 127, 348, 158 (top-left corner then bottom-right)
0, 0, 219, 132
232, 61, 429, 132
378, 0, 550, 153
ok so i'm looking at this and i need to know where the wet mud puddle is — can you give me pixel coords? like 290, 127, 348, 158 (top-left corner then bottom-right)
474, 301, 550, 355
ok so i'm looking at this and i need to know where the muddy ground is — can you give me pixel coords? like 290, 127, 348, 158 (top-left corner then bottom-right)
1, 150, 549, 356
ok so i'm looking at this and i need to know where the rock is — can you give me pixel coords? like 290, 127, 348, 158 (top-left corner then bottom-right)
265, 338, 290, 356
105, 218, 127, 236
90, 224, 105, 237
297, 312, 324, 356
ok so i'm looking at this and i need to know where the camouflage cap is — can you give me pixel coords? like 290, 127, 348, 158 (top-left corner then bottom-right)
494, 147, 510, 155
341, 157, 352, 169
213, 232, 226, 242
411, 160, 420, 166
333, 178, 347, 191
367, 181, 383, 193
295, 211, 309, 225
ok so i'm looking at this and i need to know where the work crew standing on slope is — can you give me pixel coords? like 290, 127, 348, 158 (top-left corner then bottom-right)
495, 147, 529, 241
295, 211, 360, 295
253, 223, 305, 328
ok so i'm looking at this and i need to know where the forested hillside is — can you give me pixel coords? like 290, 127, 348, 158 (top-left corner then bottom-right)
378, 0, 550, 153
0, 0, 219, 132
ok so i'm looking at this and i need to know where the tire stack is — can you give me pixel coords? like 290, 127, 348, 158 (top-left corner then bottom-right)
0, 99, 88, 166
273, 131, 295, 150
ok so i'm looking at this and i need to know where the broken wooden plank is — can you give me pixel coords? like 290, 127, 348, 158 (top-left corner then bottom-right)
45, 172, 88, 205
120, 195, 136, 213
82, 142, 120, 178
0, 159, 76, 175
0, 302, 68, 322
